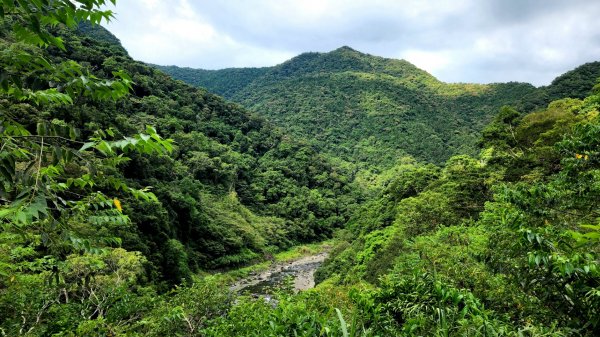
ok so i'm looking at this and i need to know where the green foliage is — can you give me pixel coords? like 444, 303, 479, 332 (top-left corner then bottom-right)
0, 3, 177, 335
480, 106, 521, 150
0, 0, 116, 49
0, 247, 154, 336
162, 239, 192, 286
517, 61, 600, 112
3, 4, 360, 288
319, 90, 600, 334
2, 1, 600, 336
139, 276, 232, 336
0, 3, 366, 335
157, 47, 537, 167
201, 286, 363, 337
153, 64, 269, 99
0, 1, 132, 106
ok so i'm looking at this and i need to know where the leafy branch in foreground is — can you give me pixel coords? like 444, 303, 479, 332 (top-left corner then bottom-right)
0, 0, 180, 335
0, 1, 176, 333
0, 0, 173, 253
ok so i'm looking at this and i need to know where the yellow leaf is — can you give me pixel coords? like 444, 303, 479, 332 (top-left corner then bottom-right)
113, 198, 122, 212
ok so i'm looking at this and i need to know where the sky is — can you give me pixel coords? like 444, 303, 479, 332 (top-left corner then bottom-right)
104, 0, 600, 86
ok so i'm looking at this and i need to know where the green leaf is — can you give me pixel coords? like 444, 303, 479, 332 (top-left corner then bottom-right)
580, 224, 600, 231
68, 125, 77, 140
335, 308, 348, 337
95, 140, 113, 155
79, 142, 95, 152
0, 207, 16, 219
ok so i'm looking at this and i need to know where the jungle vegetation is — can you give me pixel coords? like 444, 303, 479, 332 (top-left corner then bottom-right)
1, 1, 599, 336
156, 48, 538, 167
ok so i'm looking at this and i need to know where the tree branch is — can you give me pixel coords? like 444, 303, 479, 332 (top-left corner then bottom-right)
8, 134, 86, 145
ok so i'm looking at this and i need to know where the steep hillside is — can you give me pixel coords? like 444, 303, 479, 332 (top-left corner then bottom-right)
1, 21, 358, 288
315, 90, 600, 334
517, 61, 600, 112
157, 47, 536, 166
153, 65, 269, 99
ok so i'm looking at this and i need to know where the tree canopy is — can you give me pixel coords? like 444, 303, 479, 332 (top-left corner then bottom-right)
1, 1, 599, 336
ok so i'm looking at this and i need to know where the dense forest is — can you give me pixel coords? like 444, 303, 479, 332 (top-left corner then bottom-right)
1, 1, 599, 336
156, 49, 539, 167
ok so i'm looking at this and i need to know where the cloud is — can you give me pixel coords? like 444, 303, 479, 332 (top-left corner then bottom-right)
104, 0, 600, 85
104, 0, 294, 68
401, 50, 452, 74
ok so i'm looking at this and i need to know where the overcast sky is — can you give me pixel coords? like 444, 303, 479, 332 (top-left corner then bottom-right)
104, 0, 600, 86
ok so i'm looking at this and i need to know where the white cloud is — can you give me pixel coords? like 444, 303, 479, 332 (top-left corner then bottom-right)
104, 0, 600, 85
401, 50, 452, 74
104, 0, 293, 68
139, 0, 158, 9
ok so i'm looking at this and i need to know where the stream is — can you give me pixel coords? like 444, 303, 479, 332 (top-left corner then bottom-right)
230, 252, 328, 294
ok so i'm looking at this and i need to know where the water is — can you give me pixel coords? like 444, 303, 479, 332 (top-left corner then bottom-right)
240, 260, 323, 294
231, 252, 328, 294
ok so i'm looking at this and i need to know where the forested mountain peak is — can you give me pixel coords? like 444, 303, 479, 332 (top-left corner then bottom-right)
549, 61, 600, 97
77, 21, 123, 48
156, 48, 536, 166
332, 45, 357, 52
267, 46, 436, 83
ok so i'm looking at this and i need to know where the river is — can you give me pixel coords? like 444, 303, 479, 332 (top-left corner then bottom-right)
230, 252, 328, 294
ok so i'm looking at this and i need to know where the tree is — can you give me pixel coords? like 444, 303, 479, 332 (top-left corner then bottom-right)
1, 2, 173, 334
1, 0, 175, 251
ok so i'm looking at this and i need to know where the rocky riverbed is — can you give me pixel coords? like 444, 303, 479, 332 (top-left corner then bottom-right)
230, 252, 328, 293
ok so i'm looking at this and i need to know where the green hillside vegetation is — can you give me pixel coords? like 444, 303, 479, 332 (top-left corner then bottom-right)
1, 1, 599, 336
157, 47, 537, 167
517, 61, 600, 113
0, 2, 358, 292
154, 65, 269, 99
313, 91, 600, 334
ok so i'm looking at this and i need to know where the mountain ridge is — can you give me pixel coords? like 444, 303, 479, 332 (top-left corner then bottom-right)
155, 47, 538, 166
516, 61, 600, 112
3, 5, 600, 334
154, 46, 443, 99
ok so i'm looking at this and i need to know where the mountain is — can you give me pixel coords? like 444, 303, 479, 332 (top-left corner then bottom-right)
517, 61, 600, 112
154, 65, 269, 99
1, 21, 359, 288
155, 47, 537, 167
3, 4, 600, 335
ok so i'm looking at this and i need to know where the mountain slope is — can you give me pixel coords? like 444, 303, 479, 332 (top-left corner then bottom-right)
1, 22, 358, 286
153, 65, 269, 99
156, 47, 536, 166
315, 88, 600, 334
517, 61, 600, 112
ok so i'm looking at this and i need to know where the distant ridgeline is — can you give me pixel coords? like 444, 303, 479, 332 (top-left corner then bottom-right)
3, 5, 600, 334
516, 61, 600, 112
155, 47, 535, 167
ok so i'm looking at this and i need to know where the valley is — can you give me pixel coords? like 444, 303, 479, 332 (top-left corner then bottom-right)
1, 1, 599, 336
